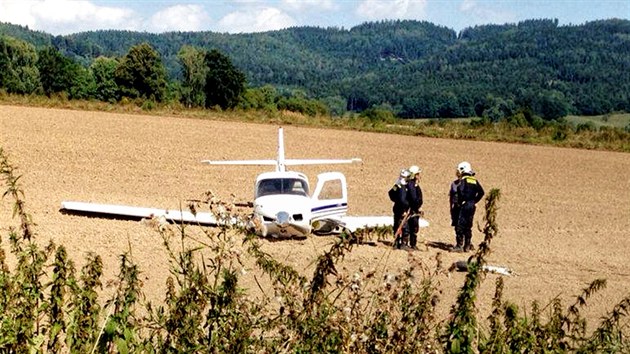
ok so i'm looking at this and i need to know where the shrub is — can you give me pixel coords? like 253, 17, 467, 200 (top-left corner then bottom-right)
469, 117, 491, 128
595, 126, 629, 143
576, 121, 597, 133
359, 107, 396, 123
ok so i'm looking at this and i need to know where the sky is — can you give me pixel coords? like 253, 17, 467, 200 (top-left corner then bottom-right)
0, 0, 628, 35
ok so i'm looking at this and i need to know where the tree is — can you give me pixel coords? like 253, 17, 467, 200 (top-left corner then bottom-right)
37, 46, 89, 98
276, 91, 329, 116
435, 91, 463, 118
68, 64, 95, 100
0, 35, 39, 94
480, 95, 516, 122
177, 45, 207, 108
321, 95, 347, 116
91, 56, 119, 102
532, 90, 572, 120
114, 43, 167, 102
204, 49, 246, 110
238, 85, 277, 111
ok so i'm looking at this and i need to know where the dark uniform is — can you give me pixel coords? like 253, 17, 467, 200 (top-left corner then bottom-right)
449, 177, 461, 236
406, 179, 423, 249
389, 178, 409, 249
455, 174, 485, 251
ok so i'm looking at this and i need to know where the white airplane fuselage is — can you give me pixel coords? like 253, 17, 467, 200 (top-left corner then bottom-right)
251, 171, 348, 237
254, 194, 312, 237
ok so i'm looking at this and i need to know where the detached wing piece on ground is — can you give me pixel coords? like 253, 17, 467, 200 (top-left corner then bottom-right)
60, 201, 221, 226
339, 215, 428, 231
310, 215, 428, 236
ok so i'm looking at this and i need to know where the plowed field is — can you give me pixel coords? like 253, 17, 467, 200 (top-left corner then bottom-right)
2, 105, 629, 325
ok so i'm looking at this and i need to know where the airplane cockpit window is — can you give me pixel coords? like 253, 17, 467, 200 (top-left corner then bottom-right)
257, 178, 309, 197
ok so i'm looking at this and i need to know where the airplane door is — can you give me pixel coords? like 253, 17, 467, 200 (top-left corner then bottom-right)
311, 172, 348, 221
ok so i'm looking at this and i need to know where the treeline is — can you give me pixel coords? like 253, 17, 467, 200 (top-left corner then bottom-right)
0, 32, 328, 115
1, 18, 630, 120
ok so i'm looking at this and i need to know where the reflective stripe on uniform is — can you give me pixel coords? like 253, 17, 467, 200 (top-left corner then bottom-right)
463, 176, 477, 184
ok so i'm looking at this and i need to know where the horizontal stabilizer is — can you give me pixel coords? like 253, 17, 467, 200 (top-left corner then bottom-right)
202, 159, 277, 166
60, 201, 219, 226
202, 127, 362, 173
284, 158, 362, 166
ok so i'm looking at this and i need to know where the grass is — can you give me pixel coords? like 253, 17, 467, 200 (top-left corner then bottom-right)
566, 113, 630, 129
1, 148, 629, 352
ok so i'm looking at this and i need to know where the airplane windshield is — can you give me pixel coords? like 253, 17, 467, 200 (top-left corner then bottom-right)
257, 178, 309, 197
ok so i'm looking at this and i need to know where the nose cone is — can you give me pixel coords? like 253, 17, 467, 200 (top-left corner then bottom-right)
256, 195, 311, 220
275, 211, 290, 227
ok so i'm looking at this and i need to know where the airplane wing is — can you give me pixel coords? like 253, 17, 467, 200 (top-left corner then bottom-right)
338, 215, 429, 232
60, 201, 220, 226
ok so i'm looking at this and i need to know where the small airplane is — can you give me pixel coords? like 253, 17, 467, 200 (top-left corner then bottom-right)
60, 127, 428, 238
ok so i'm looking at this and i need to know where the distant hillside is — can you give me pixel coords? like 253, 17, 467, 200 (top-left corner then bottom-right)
1, 19, 629, 117
0, 22, 53, 48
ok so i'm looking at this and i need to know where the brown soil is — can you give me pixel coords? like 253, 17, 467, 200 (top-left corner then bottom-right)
2, 105, 629, 326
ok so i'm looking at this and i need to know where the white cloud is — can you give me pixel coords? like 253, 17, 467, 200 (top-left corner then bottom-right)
0, 1, 38, 28
356, 0, 428, 21
458, 0, 516, 27
459, 0, 476, 12
281, 0, 336, 12
217, 7, 296, 33
230, 0, 264, 3
147, 4, 211, 33
0, 0, 138, 35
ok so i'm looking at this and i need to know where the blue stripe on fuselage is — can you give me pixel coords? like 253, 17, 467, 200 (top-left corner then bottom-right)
312, 203, 348, 213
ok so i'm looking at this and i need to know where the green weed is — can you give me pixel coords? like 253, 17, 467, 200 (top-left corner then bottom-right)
1, 148, 629, 352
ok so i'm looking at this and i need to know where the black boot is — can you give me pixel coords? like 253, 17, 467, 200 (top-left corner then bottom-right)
453, 230, 464, 252
463, 232, 473, 252
394, 236, 402, 249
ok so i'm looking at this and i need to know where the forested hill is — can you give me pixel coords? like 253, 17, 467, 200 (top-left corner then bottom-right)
1, 18, 629, 118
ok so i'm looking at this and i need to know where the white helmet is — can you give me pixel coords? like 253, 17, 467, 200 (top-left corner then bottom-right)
457, 161, 473, 175
398, 169, 410, 185
408, 165, 421, 176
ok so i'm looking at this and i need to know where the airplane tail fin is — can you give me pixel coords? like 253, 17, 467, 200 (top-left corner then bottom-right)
202, 127, 361, 171
277, 127, 286, 171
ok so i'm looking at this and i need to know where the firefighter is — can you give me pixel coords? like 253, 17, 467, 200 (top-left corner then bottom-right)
406, 165, 423, 250
389, 169, 410, 249
449, 166, 462, 249
453, 161, 485, 252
